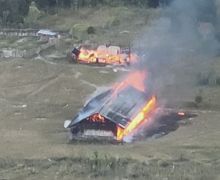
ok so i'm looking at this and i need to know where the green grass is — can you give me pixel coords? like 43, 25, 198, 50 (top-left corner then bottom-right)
0, 37, 46, 50
0, 152, 219, 180
0, 6, 160, 60
36, 6, 159, 46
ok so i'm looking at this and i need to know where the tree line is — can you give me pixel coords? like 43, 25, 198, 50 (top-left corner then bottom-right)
34, 0, 163, 9
0, 0, 186, 27
0, 0, 30, 26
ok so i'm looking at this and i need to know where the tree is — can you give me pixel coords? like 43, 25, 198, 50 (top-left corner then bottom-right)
0, 0, 30, 27
2, 10, 9, 26
25, 1, 41, 26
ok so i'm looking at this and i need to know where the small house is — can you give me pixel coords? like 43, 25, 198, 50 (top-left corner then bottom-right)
37, 29, 58, 42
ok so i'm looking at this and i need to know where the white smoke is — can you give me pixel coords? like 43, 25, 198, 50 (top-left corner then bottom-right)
133, 0, 220, 98
123, 0, 220, 141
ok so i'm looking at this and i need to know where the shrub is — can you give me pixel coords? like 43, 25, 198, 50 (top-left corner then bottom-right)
87, 26, 96, 34
195, 95, 203, 105
70, 24, 89, 40
24, 2, 41, 26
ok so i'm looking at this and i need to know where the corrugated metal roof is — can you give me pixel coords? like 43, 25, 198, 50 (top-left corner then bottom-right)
68, 86, 151, 128
100, 86, 150, 128
37, 29, 57, 36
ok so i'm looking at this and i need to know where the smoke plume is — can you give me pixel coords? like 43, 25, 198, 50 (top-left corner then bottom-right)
133, 0, 220, 102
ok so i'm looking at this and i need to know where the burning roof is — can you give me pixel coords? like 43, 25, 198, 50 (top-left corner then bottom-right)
64, 69, 197, 143
65, 71, 157, 142
68, 86, 154, 128
70, 45, 139, 66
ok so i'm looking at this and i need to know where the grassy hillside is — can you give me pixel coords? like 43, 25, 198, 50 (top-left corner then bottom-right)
36, 6, 160, 46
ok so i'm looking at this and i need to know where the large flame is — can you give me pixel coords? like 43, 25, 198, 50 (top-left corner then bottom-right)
109, 71, 148, 118
78, 48, 97, 63
89, 114, 105, 123
112, 71, 146, 99
117, 96, 157, 141
77, 46, 138, 65
112, 70, 157, 141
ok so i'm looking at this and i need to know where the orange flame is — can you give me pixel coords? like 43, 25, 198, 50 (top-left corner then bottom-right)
117, 126, 124, 139
112, 71, 146, 99
77, 47, 138, 65
112, 70, 156, 141
89, 114, 105, 123
117, 96, 157, 141
78, 48, 97, 63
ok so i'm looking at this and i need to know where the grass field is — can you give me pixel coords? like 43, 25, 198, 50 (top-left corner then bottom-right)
36, 6, 159, 46
0, 6, 220, 180
0, 57, 219, 179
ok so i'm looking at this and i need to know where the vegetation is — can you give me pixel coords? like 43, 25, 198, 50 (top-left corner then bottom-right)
0, 0, 170, 27
32, 0, 162, 9
0, 151, 218, 180
24, 1, 42, 27
0, 0, 30, 27
197, 71, 220, 86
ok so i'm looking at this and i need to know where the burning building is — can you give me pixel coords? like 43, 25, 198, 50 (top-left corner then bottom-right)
70, 45, 139, 66
64, 0, 208, 143
64, 69, 197, 143
64, 71, 157, 142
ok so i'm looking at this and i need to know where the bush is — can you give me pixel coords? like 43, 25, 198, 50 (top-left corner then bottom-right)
87, 26, 96, 34
24, 2, 41, 26
70, 24, 89, 40
195, 95, 203, 105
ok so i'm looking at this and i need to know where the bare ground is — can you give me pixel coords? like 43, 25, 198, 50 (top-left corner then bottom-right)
0, 58, 219, 180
